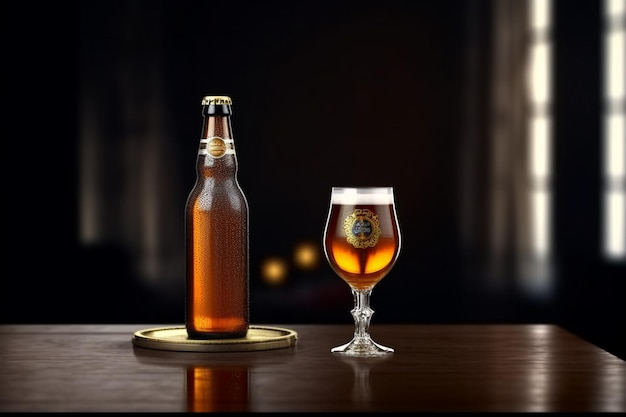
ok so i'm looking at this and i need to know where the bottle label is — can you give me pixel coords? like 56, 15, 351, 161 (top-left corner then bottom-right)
199, 137, 235, 158
343, 209, 381, 249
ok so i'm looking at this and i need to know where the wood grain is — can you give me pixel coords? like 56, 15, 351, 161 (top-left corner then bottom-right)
0, 324, 624, 412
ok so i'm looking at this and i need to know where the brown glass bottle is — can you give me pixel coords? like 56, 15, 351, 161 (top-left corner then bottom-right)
185, 95, 249, 339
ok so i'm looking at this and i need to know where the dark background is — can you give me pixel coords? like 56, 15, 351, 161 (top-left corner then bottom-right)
2, 0, 625, 360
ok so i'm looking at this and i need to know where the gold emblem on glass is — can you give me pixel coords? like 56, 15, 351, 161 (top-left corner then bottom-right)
344, 209, 381, 249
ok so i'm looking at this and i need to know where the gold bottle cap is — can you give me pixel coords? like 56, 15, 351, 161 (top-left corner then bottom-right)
201, 95, 232, 105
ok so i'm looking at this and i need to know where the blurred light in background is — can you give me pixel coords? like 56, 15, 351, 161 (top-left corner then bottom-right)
293, 241, 321, 270
486, 0, 555, 298
259, 241, 322, 286
602, 0, 626, 261
528, 0, 553, 261
520, 0, 554, 298
260, 257, 289, 286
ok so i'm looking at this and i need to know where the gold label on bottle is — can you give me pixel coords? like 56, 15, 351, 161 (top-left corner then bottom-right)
343, 209, 381, 249
199, 137, 235, 158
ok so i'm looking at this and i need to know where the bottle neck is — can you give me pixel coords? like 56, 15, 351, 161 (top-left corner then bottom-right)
202, 115, 232, 140
197, 114, 238, 174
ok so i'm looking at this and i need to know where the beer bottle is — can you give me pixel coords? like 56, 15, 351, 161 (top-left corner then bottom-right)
185, 95, 249, 339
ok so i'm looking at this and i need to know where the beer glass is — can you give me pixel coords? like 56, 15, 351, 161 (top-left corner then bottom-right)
323, 187, 401, 356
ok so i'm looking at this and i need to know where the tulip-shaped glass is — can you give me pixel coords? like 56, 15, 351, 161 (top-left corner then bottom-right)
323, 187, 401, 356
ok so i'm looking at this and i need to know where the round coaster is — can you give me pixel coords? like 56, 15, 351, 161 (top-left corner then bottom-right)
132, 325, 298, 352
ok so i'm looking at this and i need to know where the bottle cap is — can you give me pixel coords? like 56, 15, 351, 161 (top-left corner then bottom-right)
202, 95, 232, 115
201, 96, 232, 105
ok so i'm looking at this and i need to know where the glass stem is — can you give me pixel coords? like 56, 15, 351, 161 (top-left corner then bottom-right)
351, 288, 374, 340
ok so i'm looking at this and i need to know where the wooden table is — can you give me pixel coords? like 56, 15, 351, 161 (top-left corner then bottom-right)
0, 324, 624, 412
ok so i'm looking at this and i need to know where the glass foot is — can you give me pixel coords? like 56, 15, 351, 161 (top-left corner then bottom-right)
331, 335, 394, 357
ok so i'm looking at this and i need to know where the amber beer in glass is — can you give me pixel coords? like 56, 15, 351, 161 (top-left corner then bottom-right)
323, 187, 401, 356
185, 95, 249, 339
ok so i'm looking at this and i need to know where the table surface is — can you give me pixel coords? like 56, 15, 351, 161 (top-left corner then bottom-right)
0, 323, 624, 412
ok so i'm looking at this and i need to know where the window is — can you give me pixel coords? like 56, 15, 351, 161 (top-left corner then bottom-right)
528, 0, 553, 260
602, 0, 626, 261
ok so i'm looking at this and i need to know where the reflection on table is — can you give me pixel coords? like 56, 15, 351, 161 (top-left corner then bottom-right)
0, 324, 624, 412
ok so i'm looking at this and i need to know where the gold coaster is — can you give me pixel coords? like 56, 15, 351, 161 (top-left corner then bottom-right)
132, 325, 297, 352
